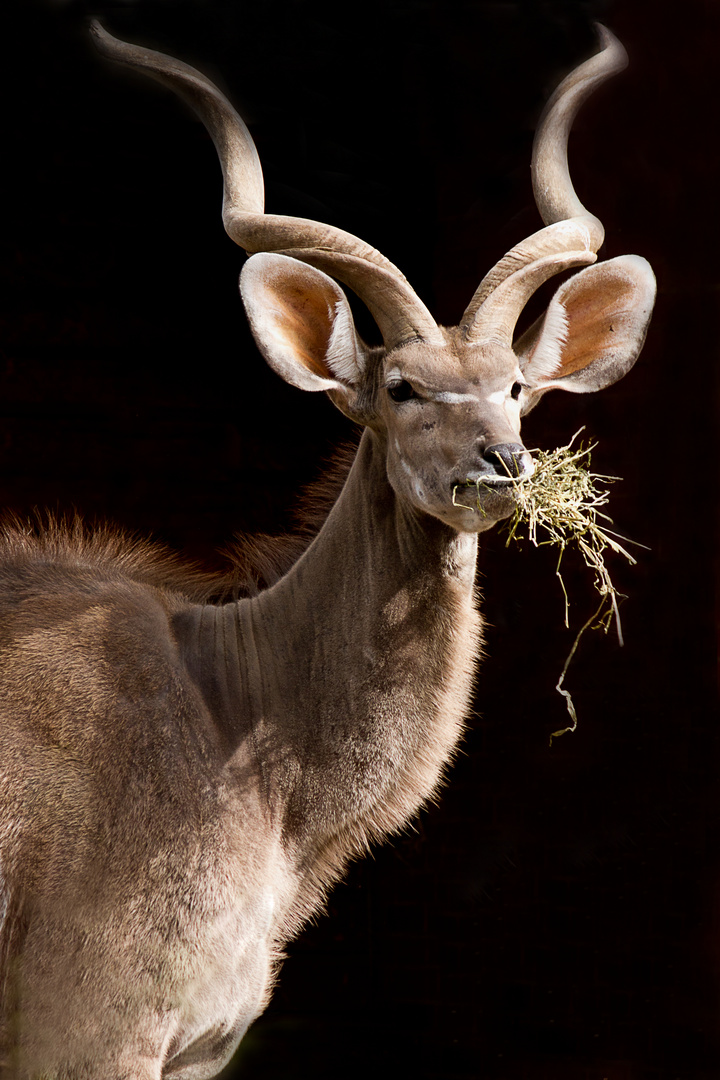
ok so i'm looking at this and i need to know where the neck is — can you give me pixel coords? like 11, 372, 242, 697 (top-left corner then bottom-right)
264, 428, 479, 637
180, 429, 481, 877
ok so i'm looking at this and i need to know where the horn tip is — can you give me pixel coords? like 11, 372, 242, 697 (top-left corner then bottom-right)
593, 23, 629, 74
88, 18, 120, 58
88, 18, 107, 42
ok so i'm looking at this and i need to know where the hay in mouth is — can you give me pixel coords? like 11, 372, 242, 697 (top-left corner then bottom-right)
456, 430, 643, 742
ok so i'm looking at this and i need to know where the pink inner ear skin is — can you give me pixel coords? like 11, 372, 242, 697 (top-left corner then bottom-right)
558, 287, 630, 376
276, 289, 334, 380
541, 256, 656, 382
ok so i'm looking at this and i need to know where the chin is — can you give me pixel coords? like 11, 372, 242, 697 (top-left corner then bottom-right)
426, 491, 517, 534
452, 484, 518, 533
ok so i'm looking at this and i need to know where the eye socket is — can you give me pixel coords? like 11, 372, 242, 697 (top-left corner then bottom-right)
510, 381, 525, 401
387, 380, 417, 403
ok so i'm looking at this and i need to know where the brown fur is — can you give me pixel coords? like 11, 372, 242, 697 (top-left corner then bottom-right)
0, 431, 484, 1079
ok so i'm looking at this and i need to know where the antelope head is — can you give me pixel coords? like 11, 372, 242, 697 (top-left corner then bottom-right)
92, 23, 655, 534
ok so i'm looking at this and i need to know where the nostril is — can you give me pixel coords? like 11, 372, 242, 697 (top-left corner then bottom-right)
484, 443, 527, 479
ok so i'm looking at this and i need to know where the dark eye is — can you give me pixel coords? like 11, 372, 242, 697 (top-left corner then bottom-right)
511, 381, 525, 401
387, 380, 416, 403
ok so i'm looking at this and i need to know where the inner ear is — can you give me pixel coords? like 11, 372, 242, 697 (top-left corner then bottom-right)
517, 255, 656, 397
240, 252, 366, 393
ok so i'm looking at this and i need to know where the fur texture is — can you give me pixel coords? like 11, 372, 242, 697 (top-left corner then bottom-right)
0, 432, 482, 1079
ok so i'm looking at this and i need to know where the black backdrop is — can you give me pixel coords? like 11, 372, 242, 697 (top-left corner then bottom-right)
1, 1, 718, 1078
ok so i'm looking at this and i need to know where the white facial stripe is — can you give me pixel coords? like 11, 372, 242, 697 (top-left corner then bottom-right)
429, 391, 478, 404
486, 390, 506, 406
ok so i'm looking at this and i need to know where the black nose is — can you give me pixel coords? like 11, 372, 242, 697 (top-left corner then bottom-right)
484, 443, 528, 479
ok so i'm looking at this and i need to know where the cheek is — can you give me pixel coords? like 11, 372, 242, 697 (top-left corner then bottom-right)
387, 447, 449, 512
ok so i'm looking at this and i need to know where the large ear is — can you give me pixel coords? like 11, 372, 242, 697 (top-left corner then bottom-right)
515, 254, 656, 414
240, 252, 368, 394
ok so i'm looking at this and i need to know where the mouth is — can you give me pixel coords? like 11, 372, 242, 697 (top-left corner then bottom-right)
460, 474, 516, 488
451, 475, 518, 515
450, 446, 536, 516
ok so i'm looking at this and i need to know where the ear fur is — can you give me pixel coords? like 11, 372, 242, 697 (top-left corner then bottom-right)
516, 255, 656, 413
240, 253, 367, 393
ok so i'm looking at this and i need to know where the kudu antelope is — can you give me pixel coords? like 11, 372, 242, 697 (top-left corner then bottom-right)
0, 21, 655, 1079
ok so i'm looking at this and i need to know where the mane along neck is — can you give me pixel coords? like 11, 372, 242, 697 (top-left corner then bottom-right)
222, 442, 358, 598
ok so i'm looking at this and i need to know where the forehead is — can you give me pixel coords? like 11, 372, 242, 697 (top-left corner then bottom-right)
383, 329, 519, 392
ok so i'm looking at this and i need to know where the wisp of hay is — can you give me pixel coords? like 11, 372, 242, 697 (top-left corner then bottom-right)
455, 429, 642, 744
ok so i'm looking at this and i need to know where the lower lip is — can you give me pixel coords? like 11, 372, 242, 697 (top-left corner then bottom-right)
456, 477, 515, 491
452, 481, 516, 512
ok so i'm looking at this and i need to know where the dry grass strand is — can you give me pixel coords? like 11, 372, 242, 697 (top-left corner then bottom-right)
456, 429, 642, 743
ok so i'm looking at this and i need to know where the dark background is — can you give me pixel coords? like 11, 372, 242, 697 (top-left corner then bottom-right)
1, 1, 718, 1077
